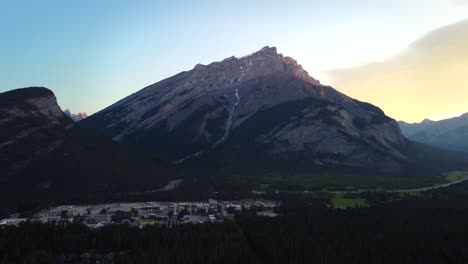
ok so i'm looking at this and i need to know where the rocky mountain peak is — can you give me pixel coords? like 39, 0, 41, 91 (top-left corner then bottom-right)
1, 87, 55, 106
239, 46, 279, 60
238, 46, 320, 85
64, 109, 88, 122
190, 46, 320, 90
1, 87, 68, 126
421, 118, 434, 124
82, 47, 407, 170
0, 87, 74, 177
238, 46, 319, 84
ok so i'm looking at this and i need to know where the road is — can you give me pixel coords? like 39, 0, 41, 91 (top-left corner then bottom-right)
332, 175, 468, 195
389, 176, 468, 193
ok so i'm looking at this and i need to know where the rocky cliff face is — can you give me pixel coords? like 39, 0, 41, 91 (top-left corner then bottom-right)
82, 47, 407, 170
1, 87, 179, 207
0, 87, 74, 179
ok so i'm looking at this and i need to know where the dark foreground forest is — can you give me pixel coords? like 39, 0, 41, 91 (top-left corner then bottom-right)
3, 185, 468, 264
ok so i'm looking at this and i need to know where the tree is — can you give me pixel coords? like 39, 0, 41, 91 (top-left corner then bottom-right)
129, 208, 138, 217
60, 210, 68, 219
226, 206, 236, 214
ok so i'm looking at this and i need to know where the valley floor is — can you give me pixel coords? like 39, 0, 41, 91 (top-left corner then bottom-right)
4, 182, 468, 264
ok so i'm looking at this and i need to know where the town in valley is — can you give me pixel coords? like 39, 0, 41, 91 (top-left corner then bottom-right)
0, 199, 279, 229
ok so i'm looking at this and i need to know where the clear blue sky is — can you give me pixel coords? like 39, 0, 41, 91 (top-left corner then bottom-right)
1, 0, 468, 114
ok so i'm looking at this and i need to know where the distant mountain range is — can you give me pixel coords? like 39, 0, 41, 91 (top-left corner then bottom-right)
81, 47, 408, 171
64, 109, 87, 122
399, 113, 468, 152
0, 87, 178, 209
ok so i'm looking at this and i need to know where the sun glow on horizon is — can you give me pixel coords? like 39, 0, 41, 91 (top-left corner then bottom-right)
325, 19, 468, 123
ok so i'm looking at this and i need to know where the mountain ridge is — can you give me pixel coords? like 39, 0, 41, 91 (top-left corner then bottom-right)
81, 47, 407, 171
0, 87, 74, 178
0, 87, 180, 209
399, 113, 468, 152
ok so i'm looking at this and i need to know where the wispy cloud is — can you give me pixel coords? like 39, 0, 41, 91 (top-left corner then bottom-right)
325, 19, 468, 123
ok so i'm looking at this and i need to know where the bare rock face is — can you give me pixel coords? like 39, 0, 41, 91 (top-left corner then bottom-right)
81, 47, 407, 170
0, 87, 74, 179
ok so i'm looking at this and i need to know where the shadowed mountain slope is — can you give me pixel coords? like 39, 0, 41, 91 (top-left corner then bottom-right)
0, 87, 180, 208
81, 47, 408, 171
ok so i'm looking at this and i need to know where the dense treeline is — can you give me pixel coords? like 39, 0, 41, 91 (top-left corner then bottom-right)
0, 222, 260, 264
5, 185, 468, 263
236, 192, 468, 264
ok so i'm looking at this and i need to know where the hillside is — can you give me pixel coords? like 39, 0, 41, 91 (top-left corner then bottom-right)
0, 87, 181, 209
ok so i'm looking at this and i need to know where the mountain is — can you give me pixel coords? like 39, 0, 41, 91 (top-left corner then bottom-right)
0, 87, 74, 177
64, 109, 88, 122
0, 87, 179, 209
399, 113, 468, 152
81, 47, 408, 171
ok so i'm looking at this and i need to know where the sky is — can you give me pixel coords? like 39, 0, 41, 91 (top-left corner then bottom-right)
1, 0, 467, 122
326, 18, 468, 123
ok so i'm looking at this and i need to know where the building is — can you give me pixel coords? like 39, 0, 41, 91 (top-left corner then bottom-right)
208, 214, 216, 222
0, 218, 27, 226
182, 215, 209, 224
256, 210, 278, 217
139, 219, 156, 228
